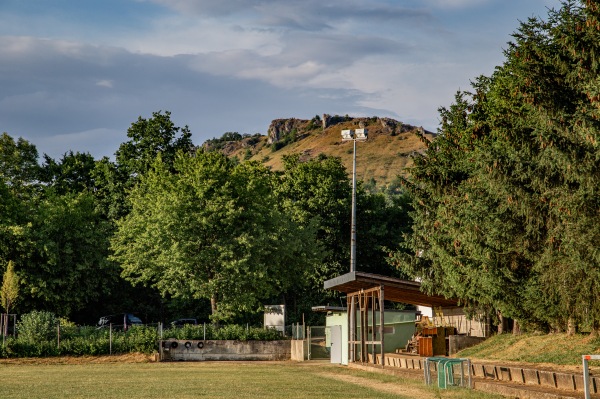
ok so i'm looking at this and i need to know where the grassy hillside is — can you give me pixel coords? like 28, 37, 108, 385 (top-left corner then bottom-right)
456, 333, 600, 369
205, 117, 434, 187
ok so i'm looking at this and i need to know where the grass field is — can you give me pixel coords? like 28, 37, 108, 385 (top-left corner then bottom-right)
0, 358, 504, 399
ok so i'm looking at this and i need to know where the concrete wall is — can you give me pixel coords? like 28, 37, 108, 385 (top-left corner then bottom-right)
160, 340, 291, 361
379, 352, 596, 395
434, 307, 489, 337
290, 339, 306, 361
448, 335, 487, 355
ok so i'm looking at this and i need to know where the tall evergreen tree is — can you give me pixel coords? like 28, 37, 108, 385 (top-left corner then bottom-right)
393, 0, 600, 333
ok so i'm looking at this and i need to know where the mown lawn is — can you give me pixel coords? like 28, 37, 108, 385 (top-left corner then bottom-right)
0, 359, 504, 399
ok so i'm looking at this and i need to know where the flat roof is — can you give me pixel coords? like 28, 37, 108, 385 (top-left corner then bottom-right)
311, 306, 347, 313
324, 271, 459, 308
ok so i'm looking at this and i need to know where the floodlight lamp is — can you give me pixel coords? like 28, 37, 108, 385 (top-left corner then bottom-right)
354, 128, 368, 140
341, 129, 354, 141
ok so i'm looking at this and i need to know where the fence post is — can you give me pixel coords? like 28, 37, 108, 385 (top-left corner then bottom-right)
57, 319, 61, 349
1, 313, 5, 346
109, 323, 112, 355
203, 323, 206, 341
581, 355, 600, 399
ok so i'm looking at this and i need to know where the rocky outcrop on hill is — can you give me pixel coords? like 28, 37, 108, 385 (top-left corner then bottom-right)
202, 113, 435, 186
267, 118, 308, 145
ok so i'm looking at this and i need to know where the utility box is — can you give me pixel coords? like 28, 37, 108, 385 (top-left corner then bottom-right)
264, 305, 285, 334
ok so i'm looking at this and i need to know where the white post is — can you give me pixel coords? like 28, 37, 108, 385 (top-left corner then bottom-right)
582, 354, 600, 399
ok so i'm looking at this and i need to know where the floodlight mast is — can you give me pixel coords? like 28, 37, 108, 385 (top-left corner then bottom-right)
340, 129, 367, 273
341, 128, 367, 364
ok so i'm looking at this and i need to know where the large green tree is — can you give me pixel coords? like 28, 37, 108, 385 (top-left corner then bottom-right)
40, 151, 97, 195
94, 110, 195, 220
17, 191, 117, 317
0, 132, 40, 195
394, 0, 600, 333
276, 154, 411, 322
111, 150, 321, 322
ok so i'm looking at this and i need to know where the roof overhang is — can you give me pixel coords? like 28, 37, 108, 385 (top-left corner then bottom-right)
324, 271, 459, 308
311, 306, 347, 313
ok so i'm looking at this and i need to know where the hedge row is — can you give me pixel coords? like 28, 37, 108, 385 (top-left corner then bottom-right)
0, 326, 158, 357
0, 324, 285, 358
163, 324, 284, 341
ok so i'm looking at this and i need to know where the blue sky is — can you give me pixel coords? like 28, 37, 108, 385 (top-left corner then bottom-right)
0, 0, 562, 160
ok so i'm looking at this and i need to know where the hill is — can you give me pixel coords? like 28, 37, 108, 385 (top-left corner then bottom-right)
202, 114, 435, 187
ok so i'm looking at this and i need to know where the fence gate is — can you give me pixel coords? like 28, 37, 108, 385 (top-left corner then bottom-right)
307, 326, 330, 360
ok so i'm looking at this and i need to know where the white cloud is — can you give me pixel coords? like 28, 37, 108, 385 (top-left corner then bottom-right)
96, 80, 114, 88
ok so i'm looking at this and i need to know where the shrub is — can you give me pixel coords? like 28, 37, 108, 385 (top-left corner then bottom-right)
17, 311, 58, 342
163, 324, 283, 341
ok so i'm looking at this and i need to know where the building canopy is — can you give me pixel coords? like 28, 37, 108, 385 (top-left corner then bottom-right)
324, 271, 459, 308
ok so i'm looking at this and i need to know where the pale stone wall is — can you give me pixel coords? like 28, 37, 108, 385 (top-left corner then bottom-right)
290, 339, 306, 361
160, 340, 291, 361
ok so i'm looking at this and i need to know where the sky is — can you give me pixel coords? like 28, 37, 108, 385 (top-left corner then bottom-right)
0, 0, 563, 161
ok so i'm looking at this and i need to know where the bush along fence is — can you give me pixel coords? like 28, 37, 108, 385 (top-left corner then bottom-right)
0, 311, 287, 358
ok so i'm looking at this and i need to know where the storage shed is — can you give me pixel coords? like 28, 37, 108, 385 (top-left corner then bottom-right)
324, 271, 460, 366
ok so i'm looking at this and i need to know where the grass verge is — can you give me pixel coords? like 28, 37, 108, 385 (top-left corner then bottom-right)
456, 332, 600, 367
0, 359, 504, 399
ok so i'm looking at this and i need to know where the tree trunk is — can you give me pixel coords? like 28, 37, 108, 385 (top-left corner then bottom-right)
512, 319, 521, 335
590, 318, 600, 338
210, 294, 219, 327
497, 311, 504, 334
567, 316, 576, 336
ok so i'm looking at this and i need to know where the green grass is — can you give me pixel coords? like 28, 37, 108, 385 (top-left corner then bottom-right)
457, 332, 600, 366
0, 360, 503, 399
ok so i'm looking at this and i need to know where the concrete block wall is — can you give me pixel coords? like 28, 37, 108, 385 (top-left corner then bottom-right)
290, 339, 306, 361
471, 364, 593, 394
375, 353, 596, 395
160, 340, 291, 361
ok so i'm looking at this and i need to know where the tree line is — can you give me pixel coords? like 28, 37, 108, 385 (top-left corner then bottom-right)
0, 111, 410, 326
4, 1, 597, 336
391, 0, 600, 335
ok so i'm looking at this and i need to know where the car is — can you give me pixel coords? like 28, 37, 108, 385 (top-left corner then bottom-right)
97, 313, 143, 330
170, 318, 198, 327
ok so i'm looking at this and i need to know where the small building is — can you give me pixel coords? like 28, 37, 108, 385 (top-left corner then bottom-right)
312, 306, 416, 365
323, 271, 486, 366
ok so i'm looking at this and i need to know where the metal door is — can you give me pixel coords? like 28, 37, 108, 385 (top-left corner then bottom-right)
330, 325, 342, 364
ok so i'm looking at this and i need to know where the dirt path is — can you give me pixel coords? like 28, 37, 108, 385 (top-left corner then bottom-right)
318, 371, 437, 399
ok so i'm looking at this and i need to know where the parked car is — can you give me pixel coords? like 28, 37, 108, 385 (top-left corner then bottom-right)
170, 318, 198, 327
97, 313, 143, 330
